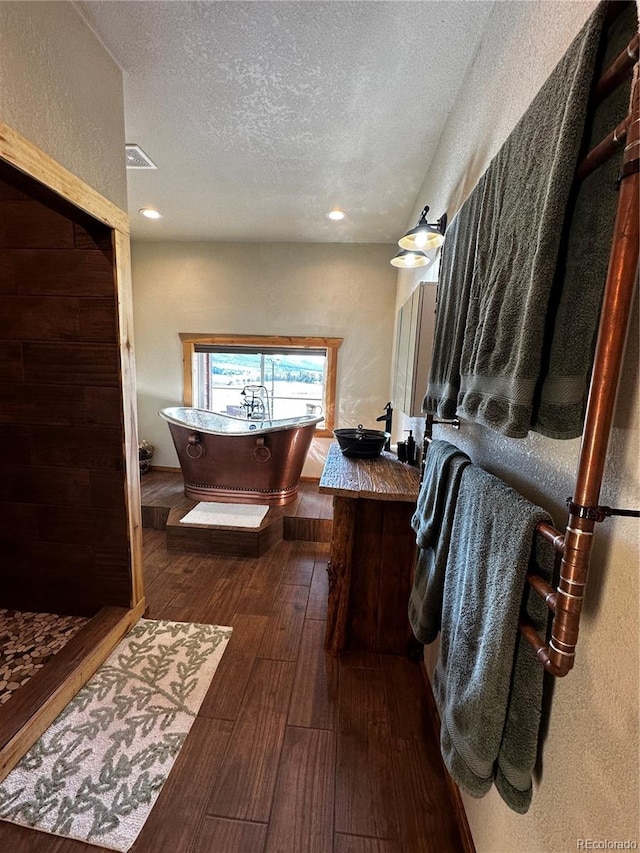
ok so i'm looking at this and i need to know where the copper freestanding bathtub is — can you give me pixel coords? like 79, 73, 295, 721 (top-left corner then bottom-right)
159, 407, 322, 506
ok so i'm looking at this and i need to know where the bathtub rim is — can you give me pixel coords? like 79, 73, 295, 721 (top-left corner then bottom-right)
159, 406, 323, 437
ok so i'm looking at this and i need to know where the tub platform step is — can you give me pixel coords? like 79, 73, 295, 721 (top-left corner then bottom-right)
165, 503, 284, 557
141, 471, 333, 549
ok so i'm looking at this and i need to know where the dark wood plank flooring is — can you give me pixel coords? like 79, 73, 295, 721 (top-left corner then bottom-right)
0, 511, 463, 852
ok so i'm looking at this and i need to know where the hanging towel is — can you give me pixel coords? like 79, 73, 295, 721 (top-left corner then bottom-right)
422, 178, 487, 418
432, 465, 554, 813
454, 5, 607, 437
409, 440, 470, 644
532, 3, 637, 438
494, 531, 556, 812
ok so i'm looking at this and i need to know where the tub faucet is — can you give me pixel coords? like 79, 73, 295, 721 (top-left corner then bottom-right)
376, 402, 393, 450
241, 385, 272, 420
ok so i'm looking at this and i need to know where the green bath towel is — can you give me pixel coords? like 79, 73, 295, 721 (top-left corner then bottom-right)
409, 440, 470, 644
532, 3, 637, 438
423, 179, 486, 419
432, 465, 554, 813
456, 4, 607, 437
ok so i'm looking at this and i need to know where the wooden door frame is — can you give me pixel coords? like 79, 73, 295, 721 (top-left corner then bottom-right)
0, 122, 146, 781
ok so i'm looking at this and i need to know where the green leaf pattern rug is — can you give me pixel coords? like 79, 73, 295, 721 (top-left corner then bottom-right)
0, 618, 232, 851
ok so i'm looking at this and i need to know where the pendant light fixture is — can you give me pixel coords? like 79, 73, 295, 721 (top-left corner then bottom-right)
398, 206, 447, 252
390, 249, 431, 268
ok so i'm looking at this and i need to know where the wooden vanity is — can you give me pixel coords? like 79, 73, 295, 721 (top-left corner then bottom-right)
319, 443, 420, 656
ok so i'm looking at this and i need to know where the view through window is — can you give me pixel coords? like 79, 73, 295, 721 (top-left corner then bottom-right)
194, 346, 326, 424
180, 335, 342, 437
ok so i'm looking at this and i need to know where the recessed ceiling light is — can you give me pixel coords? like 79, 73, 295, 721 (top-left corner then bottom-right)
139, 208, 162, 220
326, 209, 347, 221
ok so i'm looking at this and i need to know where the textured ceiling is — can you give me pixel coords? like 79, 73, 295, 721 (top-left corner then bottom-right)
78, 1, 493, 243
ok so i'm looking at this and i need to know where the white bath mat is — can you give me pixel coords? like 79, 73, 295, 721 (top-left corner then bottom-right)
179, 501, 269, 528
0, 618, 232, 852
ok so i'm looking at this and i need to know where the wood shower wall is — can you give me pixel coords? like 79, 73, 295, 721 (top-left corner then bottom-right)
0, 161, 134, 615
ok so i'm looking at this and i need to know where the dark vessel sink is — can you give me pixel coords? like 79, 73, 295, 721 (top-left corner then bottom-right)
333, 425, 390, 458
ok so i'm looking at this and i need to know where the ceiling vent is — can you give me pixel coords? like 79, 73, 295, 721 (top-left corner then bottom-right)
125, 144, 157, 170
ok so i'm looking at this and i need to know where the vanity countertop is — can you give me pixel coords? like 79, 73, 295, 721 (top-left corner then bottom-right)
319, 442, 420, 503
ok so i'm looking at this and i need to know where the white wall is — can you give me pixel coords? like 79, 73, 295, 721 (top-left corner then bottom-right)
131, 240, 397, 477
398, 2, 639, 850
5, 3, 637, 846
0, 1, 127, 209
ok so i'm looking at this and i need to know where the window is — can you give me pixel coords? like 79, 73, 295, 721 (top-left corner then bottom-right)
180, 334, 342, 438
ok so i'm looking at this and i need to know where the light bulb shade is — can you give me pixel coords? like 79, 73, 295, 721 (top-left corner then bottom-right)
390, 249, 430, 269
398, 222, 444, 252
398, 206, 446, 252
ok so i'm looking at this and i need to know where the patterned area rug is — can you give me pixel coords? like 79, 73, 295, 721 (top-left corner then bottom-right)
0, 618, 232, 851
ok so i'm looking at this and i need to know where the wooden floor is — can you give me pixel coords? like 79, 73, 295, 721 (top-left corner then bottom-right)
0, 491, 464, 852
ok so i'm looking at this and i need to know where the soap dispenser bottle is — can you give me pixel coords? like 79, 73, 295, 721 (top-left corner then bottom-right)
405, 430, 416, 465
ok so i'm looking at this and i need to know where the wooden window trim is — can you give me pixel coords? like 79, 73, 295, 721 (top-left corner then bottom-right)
179, 333, 342, 438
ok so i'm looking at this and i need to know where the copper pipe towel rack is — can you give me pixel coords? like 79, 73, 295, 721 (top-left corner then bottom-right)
520, 53, 639, 677
424, 28, 639, 678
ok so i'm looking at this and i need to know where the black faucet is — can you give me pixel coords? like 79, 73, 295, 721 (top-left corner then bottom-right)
376, 402, 393, 450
